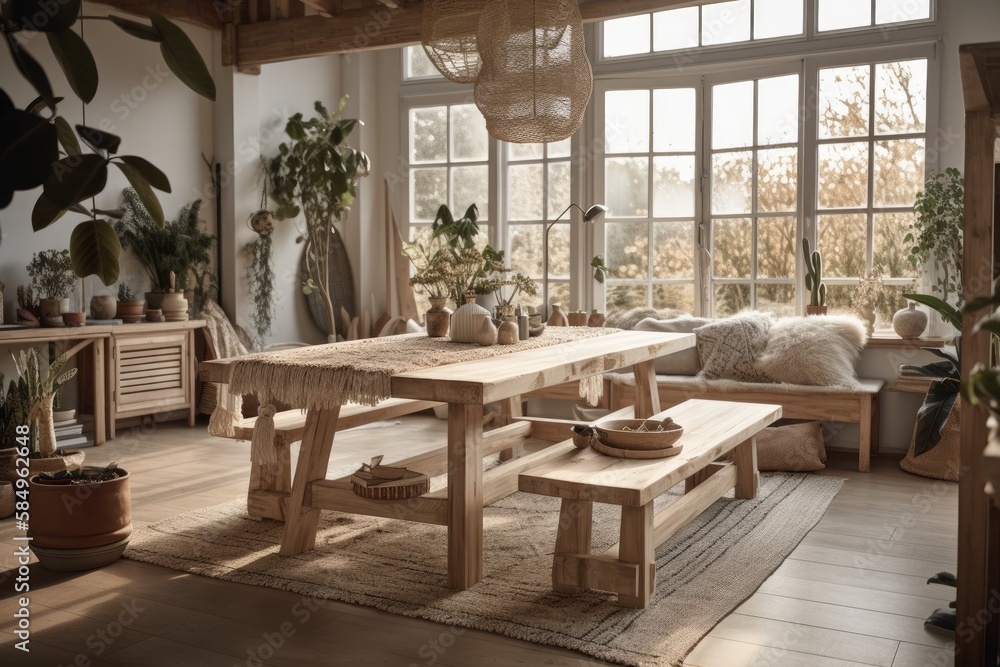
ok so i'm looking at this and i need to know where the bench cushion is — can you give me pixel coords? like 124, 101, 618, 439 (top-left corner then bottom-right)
608, 372, 884, 395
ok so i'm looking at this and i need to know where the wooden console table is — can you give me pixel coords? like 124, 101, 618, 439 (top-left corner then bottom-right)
0, 320, 204, 443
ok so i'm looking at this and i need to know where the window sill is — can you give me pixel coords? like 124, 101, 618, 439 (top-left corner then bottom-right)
866, 332, 950, 349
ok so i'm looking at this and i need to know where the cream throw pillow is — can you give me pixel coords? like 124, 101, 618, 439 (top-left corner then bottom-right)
693, 313, 772, 382
634, 316, 713, 375
756, 315, 868, 387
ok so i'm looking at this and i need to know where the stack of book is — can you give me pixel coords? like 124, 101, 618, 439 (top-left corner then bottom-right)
54, 414, 95, 450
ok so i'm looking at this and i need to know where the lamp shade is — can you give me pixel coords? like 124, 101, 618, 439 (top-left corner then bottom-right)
420, 0, 485, 84
474, 0, 593, 143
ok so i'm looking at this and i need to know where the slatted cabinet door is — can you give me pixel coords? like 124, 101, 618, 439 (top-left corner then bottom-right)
112, 331, 190, 420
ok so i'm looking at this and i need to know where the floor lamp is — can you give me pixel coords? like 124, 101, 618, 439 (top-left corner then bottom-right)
542, 203, 608, 320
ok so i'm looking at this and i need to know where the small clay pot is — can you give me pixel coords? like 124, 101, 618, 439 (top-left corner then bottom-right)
145, 309, 163, 323
116, 300, 145, 324
62, 312, 86, 327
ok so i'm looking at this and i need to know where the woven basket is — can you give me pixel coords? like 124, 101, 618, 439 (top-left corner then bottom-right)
420, 0, 484, 83
0, 481, 13, 519
475, 0, 592, 143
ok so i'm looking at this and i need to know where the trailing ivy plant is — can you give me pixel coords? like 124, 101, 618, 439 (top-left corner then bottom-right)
267, 99, 371, 337
0, 0, 216, 286
244, 231, 275, 346
906, 168, 965, 307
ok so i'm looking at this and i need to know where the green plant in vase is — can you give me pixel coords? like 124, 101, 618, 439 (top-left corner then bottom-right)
479, 246, 537, 317
27, 249, 74, 318
907, 168, 964, 308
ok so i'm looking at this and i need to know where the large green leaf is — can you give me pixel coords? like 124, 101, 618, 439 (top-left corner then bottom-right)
53, 116, 81, 156
913, 379, 960, 457
11, 0, 81, 32
46, 29, 97, 103
116, 156, 171, 192
31, 193, 66, 231
43, 154, 108, 208
109, 15, 162, 42
24, 94, 63, 114
113, 161, 164, 226
149, 12, 216, 101
75, 124, 121, 154
5, 32, 55, 109
0, 98, 58, 205
902, 293, 963, 331
70, 218, 121, 285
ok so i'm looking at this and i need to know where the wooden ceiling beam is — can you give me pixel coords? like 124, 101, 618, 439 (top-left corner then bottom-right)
91, 0, 225, 29
235, 0, 722, 66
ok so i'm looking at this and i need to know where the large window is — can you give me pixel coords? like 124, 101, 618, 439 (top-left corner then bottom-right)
709, 72, 800, 317
601, 87, 699, 314
814, 58, 927, 324
505, 139, 573, 311
817, 0, 931, 32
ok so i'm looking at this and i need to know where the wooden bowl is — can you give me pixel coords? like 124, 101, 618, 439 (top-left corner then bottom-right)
593, 419, 683, 450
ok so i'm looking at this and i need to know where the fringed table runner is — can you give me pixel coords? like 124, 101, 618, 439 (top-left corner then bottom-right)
217, 328, 618, 464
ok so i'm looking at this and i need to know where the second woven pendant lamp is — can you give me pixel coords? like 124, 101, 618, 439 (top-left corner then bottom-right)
474, 0, 593, 143
420, 0, 485, 83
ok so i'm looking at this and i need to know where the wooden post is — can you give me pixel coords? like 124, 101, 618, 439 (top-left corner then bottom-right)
617, 503, 654, 608
957, 108, 995, 667
498, 396, 524, 462
447, 403, 484, 589
732, 437, 758, 500
632, 360, 660, 418
552, 499, 593, 594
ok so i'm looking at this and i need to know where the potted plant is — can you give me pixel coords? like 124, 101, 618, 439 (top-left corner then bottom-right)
479, 245, 537, 318
114, 188, 215, 311
851, 266, 885, 334
115, 283, 145, 323
906, 169, 964, 335
267, 99, 371, 340
27, 249, 75, 319
28, 463, 132, 571
15, 284, 39, 324
802, 238, 828, 315
0, 349, 85, 482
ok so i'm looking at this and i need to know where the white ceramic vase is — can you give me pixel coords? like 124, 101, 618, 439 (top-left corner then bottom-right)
451, 295, 491, 343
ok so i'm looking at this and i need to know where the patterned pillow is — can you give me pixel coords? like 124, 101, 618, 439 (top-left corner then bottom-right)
693, 313, 772, 382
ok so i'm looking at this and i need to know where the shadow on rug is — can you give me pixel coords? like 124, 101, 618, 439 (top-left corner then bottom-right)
124, 472, 844, 667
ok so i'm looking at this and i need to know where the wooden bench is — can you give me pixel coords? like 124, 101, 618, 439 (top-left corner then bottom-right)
609, 374, 883, 472
226, 398, 442, 520
518, 399, 782, 609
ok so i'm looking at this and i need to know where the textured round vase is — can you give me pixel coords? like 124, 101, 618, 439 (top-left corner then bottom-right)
893, 302, 928, 339
477, 316, 498, 346
90, 295, 117, 320
497, 319, 519, 345
451, 295, 491, 343
425, 297, 452, 338
161, 292, 189, 322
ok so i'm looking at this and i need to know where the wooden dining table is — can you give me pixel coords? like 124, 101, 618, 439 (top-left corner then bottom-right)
201, 329, 694, 590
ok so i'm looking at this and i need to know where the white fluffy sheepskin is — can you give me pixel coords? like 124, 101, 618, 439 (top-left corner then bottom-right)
756, 315, 869, 387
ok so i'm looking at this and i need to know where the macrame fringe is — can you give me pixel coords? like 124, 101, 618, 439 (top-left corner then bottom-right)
250, 404, 278, 466
579, 375, 604, 407
208, 383, 243, 438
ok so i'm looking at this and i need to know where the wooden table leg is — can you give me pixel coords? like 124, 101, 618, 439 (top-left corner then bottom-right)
733, 437, 759, 500
92, 340, 106, 445
279, 406, 341, 556
498, 396, 523, 462
632, 360, 660, 419
618, 503, 654, 608
447, 402, 483, 590
552, 498, 593, 594
247, 438, 291, 520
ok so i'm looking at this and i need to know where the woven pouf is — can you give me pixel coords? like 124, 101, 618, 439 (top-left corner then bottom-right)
0, 481, 14, 519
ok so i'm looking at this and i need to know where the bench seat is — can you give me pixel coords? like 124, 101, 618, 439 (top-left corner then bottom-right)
609, 373, 883, 472
519, 398, 782, 608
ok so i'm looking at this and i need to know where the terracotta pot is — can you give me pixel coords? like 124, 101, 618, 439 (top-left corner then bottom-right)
567, 310, 588, 326
547, 303, 569, 326
805, 305, 828, 316
28, 468, 132, 557
587, 310, 606, 328
62, 311, 86, 327
116, 300, 145, 323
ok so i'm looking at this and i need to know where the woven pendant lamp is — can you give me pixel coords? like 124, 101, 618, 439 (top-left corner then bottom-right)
474, 0, 593, 143
420, 0, 485, 83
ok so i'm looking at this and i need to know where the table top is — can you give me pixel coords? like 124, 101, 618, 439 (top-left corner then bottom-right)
391, 330, 695, 405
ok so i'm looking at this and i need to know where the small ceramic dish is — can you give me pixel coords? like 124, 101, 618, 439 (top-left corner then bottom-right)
593, 418, 683, 450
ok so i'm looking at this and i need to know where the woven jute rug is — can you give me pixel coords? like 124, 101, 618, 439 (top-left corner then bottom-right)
124, 472, 843, 667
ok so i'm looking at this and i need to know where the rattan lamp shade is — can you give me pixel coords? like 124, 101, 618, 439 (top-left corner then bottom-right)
474, 0, 592, 143
420, 0, 484, 84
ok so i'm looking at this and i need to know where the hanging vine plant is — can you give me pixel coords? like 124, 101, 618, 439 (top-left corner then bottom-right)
244, 177, 277, 347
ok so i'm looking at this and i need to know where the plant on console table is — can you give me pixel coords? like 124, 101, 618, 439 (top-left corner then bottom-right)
802, 238, 827, 316
479, 245, 537, 318
27, 249, 74, 319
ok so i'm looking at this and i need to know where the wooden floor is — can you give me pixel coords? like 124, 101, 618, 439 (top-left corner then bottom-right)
0, 415, 957, 666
